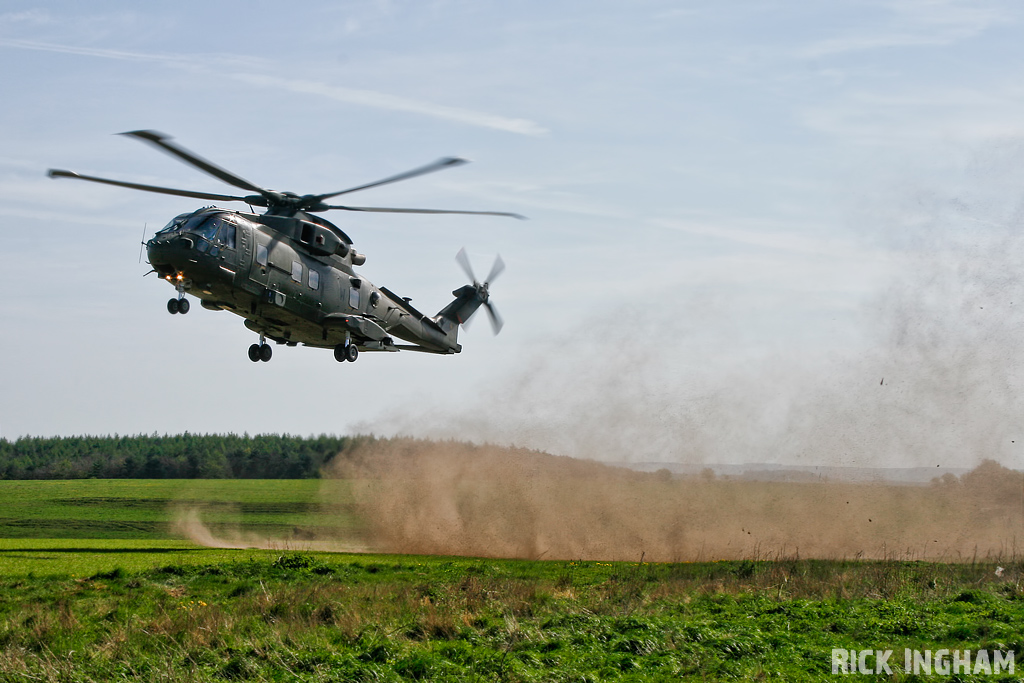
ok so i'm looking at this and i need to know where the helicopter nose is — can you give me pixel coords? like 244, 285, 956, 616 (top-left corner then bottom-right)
146, 234, 194, 275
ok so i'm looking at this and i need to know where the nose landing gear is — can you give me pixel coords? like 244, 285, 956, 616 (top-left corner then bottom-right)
167, 277, 189, 314
167, 297, 190, 314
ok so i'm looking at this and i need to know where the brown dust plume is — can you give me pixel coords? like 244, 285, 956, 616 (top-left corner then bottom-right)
326, 438, 1024, 561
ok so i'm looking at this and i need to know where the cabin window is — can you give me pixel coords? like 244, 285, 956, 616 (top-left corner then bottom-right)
217, 221, 237, 249
349, 287, 359, 309
291, 261, 303, 283
256, 244, 268, 266
308, 269, 320, 290
369, 291, 380, 308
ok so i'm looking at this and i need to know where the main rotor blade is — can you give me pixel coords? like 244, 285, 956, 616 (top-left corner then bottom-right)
484, 254, 505, 285
485, 301, 504, 335
120, 130, 268, 196
323, 204, 525, 219
455, 247, 477, 284
47, 169, 256, 203
312, 157, 469, 201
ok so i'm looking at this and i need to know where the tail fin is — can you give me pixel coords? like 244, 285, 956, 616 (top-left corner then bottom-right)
438, 285, 487, 327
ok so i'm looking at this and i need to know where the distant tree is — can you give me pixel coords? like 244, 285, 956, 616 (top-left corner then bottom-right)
0, 433, 351, 480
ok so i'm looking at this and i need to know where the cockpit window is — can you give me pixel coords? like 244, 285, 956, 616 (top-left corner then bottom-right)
178, 212, 219, 239
182, 214, 239, 247
156, 213, 193, 235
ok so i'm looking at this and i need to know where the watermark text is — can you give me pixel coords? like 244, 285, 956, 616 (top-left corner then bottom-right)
831, 649, 1014, 675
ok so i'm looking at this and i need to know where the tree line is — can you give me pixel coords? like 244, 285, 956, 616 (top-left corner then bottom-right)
0, 434, 362, 479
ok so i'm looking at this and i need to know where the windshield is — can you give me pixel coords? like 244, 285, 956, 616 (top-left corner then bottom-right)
156, 212, 193, 235
156, 210, 241, 248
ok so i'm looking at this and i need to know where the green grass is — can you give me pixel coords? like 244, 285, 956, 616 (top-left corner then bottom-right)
0, 554, 1022, 681
0, 539, 300, 577
0, 479, 355, 540
2, 480, 1023, 681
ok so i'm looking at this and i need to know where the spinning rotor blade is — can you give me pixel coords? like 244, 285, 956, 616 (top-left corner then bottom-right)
456, 247, 477, 284
323, 205, 525, 219
313, 157, 468, 201
485, 301, 504, 334
484, 254, 505, 285
55, 131, 523, 219
47, 169, 255, 203
454, 249, 505, 335
120, 130, 267, 195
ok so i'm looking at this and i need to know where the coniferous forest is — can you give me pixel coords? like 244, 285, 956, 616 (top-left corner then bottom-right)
0, 434, 357, 479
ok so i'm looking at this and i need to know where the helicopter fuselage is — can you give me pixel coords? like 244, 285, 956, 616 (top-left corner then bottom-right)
50, 130, 510, 363
147, 207, 463, 357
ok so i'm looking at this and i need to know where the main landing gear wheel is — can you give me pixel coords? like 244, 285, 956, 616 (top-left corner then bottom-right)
248, 343, 272, 362
334, 343, 359, 363
167, 298, 190, 314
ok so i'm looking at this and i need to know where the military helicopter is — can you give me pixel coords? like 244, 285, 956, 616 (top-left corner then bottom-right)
49, 131, 520, 363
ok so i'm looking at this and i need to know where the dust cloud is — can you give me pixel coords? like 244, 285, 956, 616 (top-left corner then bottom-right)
171, 508, 259, 550
363, 142, 1024, 471
326, 439, 1024, 561
324, 144, 1024, 561
171, 506, 367, 553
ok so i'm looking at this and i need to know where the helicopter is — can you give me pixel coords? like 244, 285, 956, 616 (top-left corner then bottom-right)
49, 130, 520, 363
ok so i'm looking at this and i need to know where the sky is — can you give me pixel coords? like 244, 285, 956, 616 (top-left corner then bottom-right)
3, 0, 1024, 468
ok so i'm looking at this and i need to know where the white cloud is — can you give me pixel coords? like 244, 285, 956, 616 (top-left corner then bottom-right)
0, 38, 204, 66
798, 85, 1024, 146
0, 38, 547, 136
0, 10, 51, 26
800, 0, 1013, 58
227, 73, 548, 137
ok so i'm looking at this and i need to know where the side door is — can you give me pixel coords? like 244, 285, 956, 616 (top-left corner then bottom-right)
247, 230, 273, 293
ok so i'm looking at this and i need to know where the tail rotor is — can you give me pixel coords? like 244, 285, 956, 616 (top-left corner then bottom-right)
454, 248, 504, 334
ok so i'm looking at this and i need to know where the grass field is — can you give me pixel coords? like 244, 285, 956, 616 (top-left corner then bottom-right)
1, 479, 1023, 681
0, 479, 356, 542
1, 551, 1022, 681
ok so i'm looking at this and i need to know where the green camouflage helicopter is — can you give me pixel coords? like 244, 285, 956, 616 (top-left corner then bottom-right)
49, 131, 520, 363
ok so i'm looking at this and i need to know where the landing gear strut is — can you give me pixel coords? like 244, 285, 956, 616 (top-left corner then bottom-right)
167, 277, 189, 314
248, 335, 272, 362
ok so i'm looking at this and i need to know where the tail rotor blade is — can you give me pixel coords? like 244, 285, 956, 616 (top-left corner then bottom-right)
485, 301, 504, 335
455, 247, 477, 284
484, 254, 505, 285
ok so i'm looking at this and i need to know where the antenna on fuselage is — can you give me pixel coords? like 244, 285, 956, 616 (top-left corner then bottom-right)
138, 223, 147, 264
